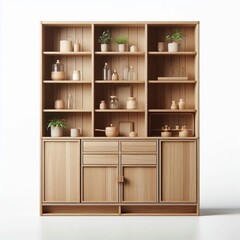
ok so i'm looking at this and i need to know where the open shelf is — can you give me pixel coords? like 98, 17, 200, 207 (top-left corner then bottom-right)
43, 51, 92, 56
43, 80, 92, 84
148, 51, 197, 55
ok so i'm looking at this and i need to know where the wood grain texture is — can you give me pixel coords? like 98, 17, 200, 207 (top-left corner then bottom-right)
122, 167, 157, 202
161, 141, 196, 202
122, 154, 157, 165
83, 154, 118, 165
82, 167, 118, 202
121, 141, 157, 152
44, 141, 80, 202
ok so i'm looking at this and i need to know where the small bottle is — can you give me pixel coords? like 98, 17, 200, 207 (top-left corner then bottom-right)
73, 39, 80, 52
178, 99, 185, 110
112, 69, 119, 80
103, 62, 109, 80
128, 65, 135, 81
107, 68, 112, 80
67, 94, 74, 109
171, 100, 178, 110
123, 59, 128, 80
99, 100, 107, 110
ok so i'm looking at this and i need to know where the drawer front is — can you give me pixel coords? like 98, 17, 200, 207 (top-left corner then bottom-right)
121, 141, 157, 152
82, 141, 118, 152
122, 154, 157, 165
83, 155, 118, 165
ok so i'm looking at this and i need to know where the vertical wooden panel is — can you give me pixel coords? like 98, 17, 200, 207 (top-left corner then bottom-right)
44, 141, 80, 202
83, 167, 118, 202
123, 167, 157, 202
161, 141, 196, 202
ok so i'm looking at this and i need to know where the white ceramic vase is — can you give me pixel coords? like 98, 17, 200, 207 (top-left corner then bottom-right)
51, 127, 63, 137
118, 44, 125, 52
168, 42, 178, 52
171, 100, 178, 110
101, 44, 109, 52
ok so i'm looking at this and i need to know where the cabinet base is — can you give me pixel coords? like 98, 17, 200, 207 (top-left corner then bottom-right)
42, 204, 199, 216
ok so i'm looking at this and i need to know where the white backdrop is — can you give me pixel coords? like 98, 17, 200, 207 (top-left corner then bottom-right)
1, 0, 240, 218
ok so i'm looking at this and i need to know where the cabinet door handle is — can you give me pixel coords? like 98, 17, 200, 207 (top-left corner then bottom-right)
117, 176, 124, 183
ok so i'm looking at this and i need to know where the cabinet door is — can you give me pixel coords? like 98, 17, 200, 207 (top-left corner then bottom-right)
43, 141, 80, 202
122, 166, 157, 202
82, 166, 118, 202
161, 141, 196, 202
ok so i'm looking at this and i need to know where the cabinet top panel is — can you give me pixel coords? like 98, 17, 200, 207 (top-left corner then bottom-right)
41, 21, 199, 27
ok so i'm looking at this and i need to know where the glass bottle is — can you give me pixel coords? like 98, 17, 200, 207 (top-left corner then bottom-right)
112, 69, 119, 80
109, 96, 119, 109
128, 65, 135, 81
103, 62, 109, 80
178, 98, 185, 110
67, 94, 74, 109
123, 59, 128, 80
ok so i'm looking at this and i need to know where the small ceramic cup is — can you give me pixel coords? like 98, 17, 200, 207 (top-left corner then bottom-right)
70, 128, 81, 137
158, 42, 165, 52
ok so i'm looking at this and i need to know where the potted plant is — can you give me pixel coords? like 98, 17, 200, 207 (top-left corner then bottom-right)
166, 29, 184, 52
98, 29, 112, 52
47, 119, 67, 137
115, 36, 128, 52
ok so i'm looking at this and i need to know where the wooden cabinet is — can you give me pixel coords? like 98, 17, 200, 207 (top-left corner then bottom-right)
122, 166, 157, 202
41, 21, 199, 216
82, 166, 118, 202
160, 141, 197, 202
81, 140, 119, 202
43, 141, 80, 202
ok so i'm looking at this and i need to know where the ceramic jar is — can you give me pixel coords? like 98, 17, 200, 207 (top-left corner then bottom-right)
72, 70, 81, 80
171, 100, 178, 110
130, 45, 137, 52
178, 99, 185, 110
55, 99, 65, 109
127, 97, 137, 109
60, 40, 72, 52
158, 42, 165, 52
99, 100, 107, 110
51, 60, 65, 80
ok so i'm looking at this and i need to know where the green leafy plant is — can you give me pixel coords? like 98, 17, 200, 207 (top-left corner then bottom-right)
98, 30, 112, 44
115, 36, 128, 44
166, 29, 184, 43
47, 119, 67, 129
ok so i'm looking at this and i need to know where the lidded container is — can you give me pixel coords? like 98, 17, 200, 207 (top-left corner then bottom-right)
51, 60, 65, 80
126, 97, 137, 109
109, 96, 119, 109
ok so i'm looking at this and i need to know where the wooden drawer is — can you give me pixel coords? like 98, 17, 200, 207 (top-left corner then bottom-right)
82, 141, 118, 152
83, 155, 118, 165
121, 141, 157, 152
122, 155, 157, 165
